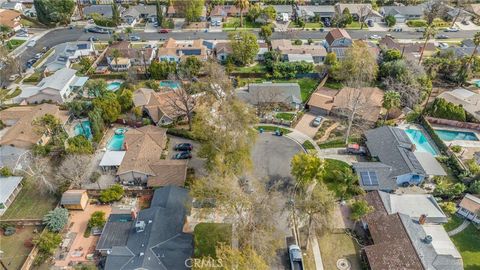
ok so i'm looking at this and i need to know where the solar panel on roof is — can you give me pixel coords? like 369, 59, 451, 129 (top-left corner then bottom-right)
360, 171, 379, 186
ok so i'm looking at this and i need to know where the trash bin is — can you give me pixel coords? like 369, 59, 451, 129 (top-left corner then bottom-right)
259, 128, 264, 133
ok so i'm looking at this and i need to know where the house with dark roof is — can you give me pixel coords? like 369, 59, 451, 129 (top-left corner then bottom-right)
354, 126, 446, 191
380, 5, 424, 22
122, 5, 159, 25
105, 41, 156, 71
98, 186, 193, 270
362, 191, 463, 270
83, 5, 125, 19
237, 82, 302, 110
296, 5, 335, 21
334, 3, 383, 22
457, 193, 480, 224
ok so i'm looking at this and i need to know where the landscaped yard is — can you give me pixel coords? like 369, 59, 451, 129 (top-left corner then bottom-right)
233, 63, 267, 73
450, 223, 480, 270
345, 22, 368, 29
222, 17, 262, 28
275, 112, 296, 121
256, 125, 292, 134
0, 226, 39, 269
318, 232, 361, 270
324, 80, 343, 90
4, 39, 25, 52
444, 215, 464, 232
288, 21, 323, 29
194, 223, 232, 258
273, 78, 319, 102
0, 181, 58, 220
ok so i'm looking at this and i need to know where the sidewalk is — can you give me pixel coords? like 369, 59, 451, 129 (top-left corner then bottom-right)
310, 236, 324, 270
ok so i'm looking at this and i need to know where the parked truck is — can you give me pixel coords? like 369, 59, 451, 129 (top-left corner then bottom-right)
288, 245, 304, 270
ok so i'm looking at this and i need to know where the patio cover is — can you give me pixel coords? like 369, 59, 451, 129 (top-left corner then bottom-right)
100, 151, 126, 167
0, 176, 23, 204
71, 76, 89, 88
413, 152, 447, 176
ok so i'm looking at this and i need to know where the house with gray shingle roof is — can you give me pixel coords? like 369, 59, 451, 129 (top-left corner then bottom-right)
354, 126, 445, 191
380, 5, 424, 22
237, 82, 302, 110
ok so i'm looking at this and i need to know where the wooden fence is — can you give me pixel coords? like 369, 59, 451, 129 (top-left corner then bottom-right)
426, 117, 480, 131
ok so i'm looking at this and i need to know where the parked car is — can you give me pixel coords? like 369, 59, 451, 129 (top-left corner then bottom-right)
288, 245, 304, 270
393, 27, 403, 32
26, 58, 36, 68
173, 151, 192, 159
41, 46, 49, 52
438, 42, 449, 49
9, 74, 19, 81
415, 28, 425, 32
16, 32, 28, 37
461, 20, 470, 25
346, 144, 367, 155
437, 34, 449, 39
88, 36, 98, 41
367, 20, 374, 27
311, 116, 323, 127
34, 52, 43, 59
369, 34, 381, 40
159, 29, 170, 33
444, 27, 459, 32
129, 35, 141, 41
323, 18, 331, 27
174, 143, 193, 151
26, 40, 36, 47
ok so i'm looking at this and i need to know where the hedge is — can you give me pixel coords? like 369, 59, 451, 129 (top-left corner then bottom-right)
89, 73, 128, 80
318, 137, 361, 149
167, 128, 197, 140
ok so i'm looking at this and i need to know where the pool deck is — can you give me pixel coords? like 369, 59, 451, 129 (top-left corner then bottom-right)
400, 123, 442, 155
430, 124, 480, 148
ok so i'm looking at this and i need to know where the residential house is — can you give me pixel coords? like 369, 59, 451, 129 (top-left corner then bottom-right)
60, 190, 89, 210
380, 5, 424, 23
105, 41, 156, 71
0, 103, 70, 148
214, 42, 232, 62
296, 5, 335, 21
158, 38, 208, 62
0, 176, 23, 216
457, 193, 480, 224
83, 5, 125, 19
271, 39, 327, 64
46, 41, 97, 73
334, 3, 383, 22
443, 5, 473, 22
1, 1, 23, 12
210, 5, 248, 21
97, 186, 193, 270
122, 5, 158, 25
379, 36, 436, 60
437, 88, 480, 121
272, 5, 294, 21
362, 190, 463, 270
325, 28, 352, 59
237, 82, 302, 110
115, 126, 188, 187
256, 42, 269, 61
307, 87, 384, 123
353, 126, 446, 191
0, 9, 22, 31
166, 5, 176, 17
19, 68, 89, 104
133, 88, 190, 126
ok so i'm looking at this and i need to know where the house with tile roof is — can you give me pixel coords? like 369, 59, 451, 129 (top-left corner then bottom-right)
158, 38, 208, 62
0, 9, 22, 31
106, 41, 156, 71
457, 193, 480, 224
98, 186, 193, 269
379, 36, 436, 60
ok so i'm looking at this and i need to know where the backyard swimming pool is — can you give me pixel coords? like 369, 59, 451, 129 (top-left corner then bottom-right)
159, 80, 180, 89
74, 121, 92, 140
404, 129, 438, 156
107, 82, 122, 91
107, 128, 127, 150
434, 129, 479, 141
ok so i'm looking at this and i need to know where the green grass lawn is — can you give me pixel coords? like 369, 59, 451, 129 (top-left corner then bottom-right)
302, 140, 315, 150
233, 64, 267, 73
318, 232, 361, 270
318, 137, 361, 149
256, 125, 292, 134
345, 21, 368, 29
22, 71, 43, 84
274, 78, 319, 102
194, 223, 232, 258
5, 39, 25, 52
0, 226, 38, 269
0, 181, 58, 220
275, 112, 296, 121
323, 80, 343, 90
444, 215, 464, 232
222, 17, 262, 28
450, 223, 480, 270
288, 21, 323, 29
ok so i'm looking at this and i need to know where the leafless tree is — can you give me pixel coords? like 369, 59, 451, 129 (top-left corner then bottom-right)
201, 60, 234, 101
55, 155, 90, 188
15, 153, 57, 194
164, 82, 196, 131
424, 0, 444, 25
251, 87, 282, 117
358, 4, 372, 30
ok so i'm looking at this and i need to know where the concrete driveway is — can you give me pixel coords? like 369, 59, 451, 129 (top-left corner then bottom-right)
167, 135, 206, 177
294, 113, 321, 138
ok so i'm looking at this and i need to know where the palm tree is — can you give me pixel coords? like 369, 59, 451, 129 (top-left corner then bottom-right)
465, 32, 480, 74
418, 25, 437, 63
382, 90, 401, 121
124, 27, 133, 37
111, 49, 121, 69
235, 0, 249, 28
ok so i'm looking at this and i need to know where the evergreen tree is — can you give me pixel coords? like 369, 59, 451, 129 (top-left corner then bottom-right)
156, 0, 163, 27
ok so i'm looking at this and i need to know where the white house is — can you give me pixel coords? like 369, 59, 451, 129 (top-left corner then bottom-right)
457, 193, 480, 224
19, 68, 88, 104
1, 2, 24, 12
46, 42, 97, 73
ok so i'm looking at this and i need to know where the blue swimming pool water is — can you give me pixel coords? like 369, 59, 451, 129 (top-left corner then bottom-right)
74, 121, 92, 140
434, 129, 479, 141
107, 82, 122, 91
159, 80, 180, 89
473, 79, 480, 88
107, 133, 125, 151
404, 129, 438, 156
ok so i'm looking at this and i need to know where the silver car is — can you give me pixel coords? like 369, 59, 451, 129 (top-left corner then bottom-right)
311, 116, 323, 127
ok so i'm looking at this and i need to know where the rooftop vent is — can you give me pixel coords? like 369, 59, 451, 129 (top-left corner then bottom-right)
423, 235, 433, 244
135, 220, 146, 233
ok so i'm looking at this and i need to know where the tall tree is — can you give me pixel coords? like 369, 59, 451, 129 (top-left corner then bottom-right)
85, 79, 108, 98
418, 25, 437, 63
16, 154, 57, 194
164, 80, 196, 130
235, 0, 249, 27
461, 31, 480, 81
350, 199, 374, 226
112, 4, 121, 25
214, 244, 269, 270
295, 183, 335, 250
33, 114, 64, 146
175, 0, 204, 23
110, 48, 121, 67
259, 24, 273, 42
156, 0, 163, 26
382, 90, 401, 121
55, 155, 90, 188
290, 153, 325, 190
229, 31, 259, 66
34, 0, 75, 25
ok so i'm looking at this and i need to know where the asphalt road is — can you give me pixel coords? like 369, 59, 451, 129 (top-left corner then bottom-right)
18, 27, 478, 66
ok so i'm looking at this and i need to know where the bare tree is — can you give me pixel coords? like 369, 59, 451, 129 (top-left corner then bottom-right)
55, 155, 90, 188
201, 60, 234, 101
164, 82, 196, 131
251, 87, 282, 117
358, 4, 372, 30
15, 153, 57, 194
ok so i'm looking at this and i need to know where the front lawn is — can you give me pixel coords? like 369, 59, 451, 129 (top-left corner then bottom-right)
5, 39, 25, 52
222, 17, 262, 28
275, 112, 296, 121
0, 180, 58, 220
450, 223, 480, 270
274, 78, 319, 102
288, 21, 323, 29
194, 223, 232, 258
318, 232, 361, 270
323, 80, 343, 90
23, 71, 43, 84
0, 226, 39, 269
345, 21, 368, 29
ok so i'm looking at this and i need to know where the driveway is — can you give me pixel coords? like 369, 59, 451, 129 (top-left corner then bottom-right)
167, 135, 206, 177
294, 113, 321, 138
249, 133, 304, 269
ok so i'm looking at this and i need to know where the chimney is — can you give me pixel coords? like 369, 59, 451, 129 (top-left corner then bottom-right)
410, 143, 417, 152
131, 208, 137, 220
419, 214, 427, 225
423, 235, 433, 244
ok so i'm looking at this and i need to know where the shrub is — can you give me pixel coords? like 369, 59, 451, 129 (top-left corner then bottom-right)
88, 211, 106, 228
385, 15, 396, 27
43, 208, 69, 232
293, 39, 302, 45
0, 166, 13, 177
451, 145, 462, 153
67, 135, 94, 154
33, 232, 62, 265
90, 171, 101, 183
429, 98, 466, 122
99, 184, 124, 203
466, 159, 480, 175
406, 19, 427, 27
167, 128, 197, 140
439, 201, 457, 216
468, 180, 480, 194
